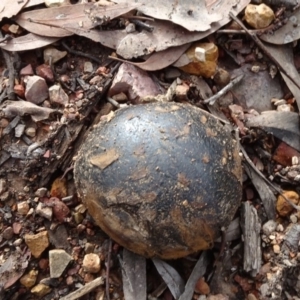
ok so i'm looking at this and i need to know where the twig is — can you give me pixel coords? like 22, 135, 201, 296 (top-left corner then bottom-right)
61, 41, 102, 64
229, 12, 300, 90
106, 239, 112, 300
0, 33, 16, 100
130, 19, 154, 32
203, 74, 244, 105
107, 97, 120, 108
60, 277, 104, 300
240, 145, 300, 211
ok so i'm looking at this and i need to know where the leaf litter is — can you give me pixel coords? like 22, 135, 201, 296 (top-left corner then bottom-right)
1, 0, 300, 299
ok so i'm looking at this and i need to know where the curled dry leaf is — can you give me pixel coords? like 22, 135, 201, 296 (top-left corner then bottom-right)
0, 33, 60, 52
1, 100, 55, 122
0, 0, 29, 22
152, 258, 185, 299
114, 0, 221, 31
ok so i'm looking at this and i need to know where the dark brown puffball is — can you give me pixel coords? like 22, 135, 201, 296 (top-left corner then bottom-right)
74, 102, 242, 259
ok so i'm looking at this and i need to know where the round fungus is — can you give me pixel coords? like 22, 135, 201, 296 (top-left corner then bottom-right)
74, 102, 242, 259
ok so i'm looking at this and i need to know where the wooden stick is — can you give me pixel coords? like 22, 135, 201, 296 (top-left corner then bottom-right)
60, 277, 104, 300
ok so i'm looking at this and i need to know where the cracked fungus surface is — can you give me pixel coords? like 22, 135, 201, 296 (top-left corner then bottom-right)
74, 102, 242, 259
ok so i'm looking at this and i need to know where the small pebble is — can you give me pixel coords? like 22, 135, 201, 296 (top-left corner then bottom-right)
84, 61, 94, 73
245, 4, 275, 29
82, 253, 101, 273
15, 124, 25, 138
273, 244, 280, 254
290, 214, 298, 223
25, 127, 36, 138
262, 220, 277, 235
35, 187, 48, 198
17, 201, 30, 215
276, 224, 284, 232
2, 227, 14, 240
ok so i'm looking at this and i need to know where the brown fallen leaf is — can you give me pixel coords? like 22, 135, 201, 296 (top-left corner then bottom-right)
113, 0, 221, 31
0, 250, 30, 289
112, 0, 249, 59
15, 2, 140, 37
110, 43, 191, 71
90, 148, 119, 170
0, 33, 60, 52
0, 0, 29, 22
1, 100, 55, 122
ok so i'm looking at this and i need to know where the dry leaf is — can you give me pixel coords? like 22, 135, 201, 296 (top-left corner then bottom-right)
260, 8, 300, 44
112, 43, 191, 71
152, 258, 185, 299
0, 250, 30, 289
114, 0, 221, 31
1, 100, 55, 122
263, 43, 300, 109
122, 249, 147, 300
246, 111, 300, 152
24, 0, 45, 8
15, 2, 140, 37
0, 33, 60, 52
90, 149, 119, 170
114, 0, 249, 59
0, 0, 29, 22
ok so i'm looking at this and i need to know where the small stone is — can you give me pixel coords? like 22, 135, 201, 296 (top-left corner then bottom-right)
0, 191, 10, 202
262, 220, 277, 235
66, 275, 73, 285
36, 64, 54, 83
247, 294, 258, 300
44, 46, 67, 64
20, 64, 34, 76
8, 24, 20, 34
277, 191, 299, 217
39, 258, 49, 270
20, 270, 38, 288
195, 277, 210, 295
13, 222, 22, 234
49, 84, 69, 106
213, 69, 231, 87
82, 253, 101, 273
175, 84, 189, 100
44, 197, 70, 222
164, 67, 181, 80
15, 124, 25, 138
31, 283, 51, 297
290, 214, 298, 223
2, 227, 13, 240
0, 179, 7, 195
25, 75, 49, 104
14, 84, 25, 98
35, 187, 48, 198
49, 249, 73, 278
25, 127, 36, 138
17, 201, 30, 215
125, 23, 136, 33
36, 202, 53, 220
84, 242, 95, 254
277, 104, 291, 112
276, 224, 284, 232
73, 212, 83, 224
84, 61, 94, 73
13, 238, 23, 246
25, 231, 49, 258
245, 4, 275, 29
273, 244, 280, 254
